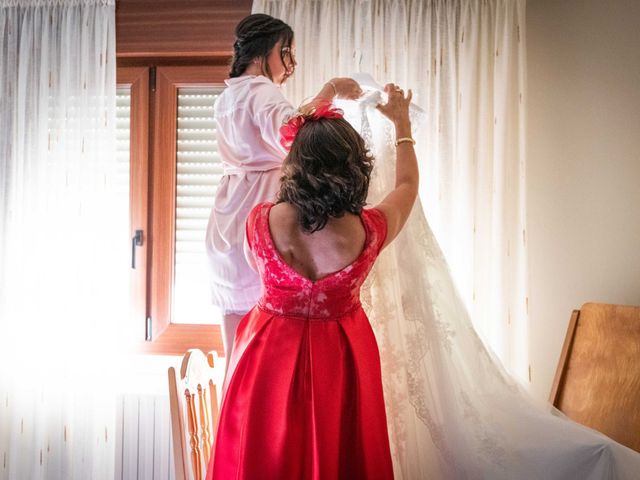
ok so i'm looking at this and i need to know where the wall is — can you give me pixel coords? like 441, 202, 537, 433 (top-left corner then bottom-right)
526, 0, 640, 400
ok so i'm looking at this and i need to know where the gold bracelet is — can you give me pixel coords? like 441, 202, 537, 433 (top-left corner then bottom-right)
327, 80, 338, 96
395, 137, 416, 146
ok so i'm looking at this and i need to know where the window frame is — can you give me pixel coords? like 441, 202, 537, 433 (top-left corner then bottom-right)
117, 66, 150, 345
117, 65, 227, 355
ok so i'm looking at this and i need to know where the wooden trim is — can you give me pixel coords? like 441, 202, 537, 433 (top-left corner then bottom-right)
549, 309, 581, 405
147, 65, 228, 355
117, 56, 232, 69
117, 66, 150, 342
155, 65, 230, 88
149, 66, 178, 342
138, 324, 223, 356
118, 50, 234, 59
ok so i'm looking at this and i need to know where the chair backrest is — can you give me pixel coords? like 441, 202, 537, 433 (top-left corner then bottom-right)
168, 349, 226, 480
550, 302, 640, 452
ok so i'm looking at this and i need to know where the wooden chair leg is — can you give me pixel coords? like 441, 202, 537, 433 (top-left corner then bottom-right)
198, 384, 212, 467
185, 388, 202, 480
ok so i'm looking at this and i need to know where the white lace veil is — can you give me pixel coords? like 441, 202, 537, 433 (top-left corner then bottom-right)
339, 96, 640, 479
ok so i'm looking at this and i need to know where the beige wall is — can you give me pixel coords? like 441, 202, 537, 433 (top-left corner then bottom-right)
526, 0, 640, 400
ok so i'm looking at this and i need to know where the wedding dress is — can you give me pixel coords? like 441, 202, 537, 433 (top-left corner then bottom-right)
337, 82, 640, 479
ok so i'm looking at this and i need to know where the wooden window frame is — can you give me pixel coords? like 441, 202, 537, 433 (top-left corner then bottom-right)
117, 66, 150, 344
118, 65, 227, 356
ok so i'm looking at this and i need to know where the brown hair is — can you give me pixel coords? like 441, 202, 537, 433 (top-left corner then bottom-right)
277, 118, 374, 233
229, 14, 294, 82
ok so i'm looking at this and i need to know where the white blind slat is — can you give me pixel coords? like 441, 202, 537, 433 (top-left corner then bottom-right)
173, 86, 225, 325
116, 88, 131, 195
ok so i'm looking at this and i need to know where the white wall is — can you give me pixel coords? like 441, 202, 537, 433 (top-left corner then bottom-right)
526, 0, 640, 400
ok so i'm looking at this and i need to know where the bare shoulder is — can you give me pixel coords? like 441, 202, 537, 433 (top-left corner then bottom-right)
269, 202, 297, 222
267, 202, 299, 236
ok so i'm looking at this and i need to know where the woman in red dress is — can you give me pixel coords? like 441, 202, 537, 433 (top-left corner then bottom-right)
206, 84, 417, 480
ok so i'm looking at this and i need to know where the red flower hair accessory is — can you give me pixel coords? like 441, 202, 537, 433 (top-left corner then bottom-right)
279, 101, 344, 150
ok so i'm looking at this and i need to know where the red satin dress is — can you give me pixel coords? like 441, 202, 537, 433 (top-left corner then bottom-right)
206, 202, 394, 480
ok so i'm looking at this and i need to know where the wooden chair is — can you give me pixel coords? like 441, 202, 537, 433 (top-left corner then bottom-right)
168, 349, 226, 480
550, 302, 640, 453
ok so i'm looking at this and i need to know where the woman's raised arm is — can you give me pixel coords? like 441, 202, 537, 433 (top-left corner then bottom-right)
372, 84, 419, 250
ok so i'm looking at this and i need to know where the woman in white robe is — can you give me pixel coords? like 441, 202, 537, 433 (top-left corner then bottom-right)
205, 13, 362, 357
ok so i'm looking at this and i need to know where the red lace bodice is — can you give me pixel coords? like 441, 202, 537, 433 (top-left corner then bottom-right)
245, 202, 387, 319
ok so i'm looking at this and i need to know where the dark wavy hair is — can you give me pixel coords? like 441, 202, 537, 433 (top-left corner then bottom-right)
277, 118, 375, 233
229, 14, 294, 82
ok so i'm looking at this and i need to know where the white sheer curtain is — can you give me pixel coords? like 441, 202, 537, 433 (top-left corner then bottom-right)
253, 2, 640, 479
0, 1, 126, 479
253, 0, 529, 381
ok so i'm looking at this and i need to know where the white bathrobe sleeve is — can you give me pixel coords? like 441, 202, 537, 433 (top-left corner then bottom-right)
249, 80, 296, 156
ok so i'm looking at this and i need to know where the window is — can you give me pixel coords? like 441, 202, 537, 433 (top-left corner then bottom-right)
173, 86, 225, 326
117, 65, 229, 355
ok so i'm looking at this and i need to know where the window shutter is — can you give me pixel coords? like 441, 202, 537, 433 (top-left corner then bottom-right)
116, 87, 131, 196
173, 87, 225, 324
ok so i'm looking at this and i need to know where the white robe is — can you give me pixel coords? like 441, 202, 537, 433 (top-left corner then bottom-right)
205, 75, 295, 313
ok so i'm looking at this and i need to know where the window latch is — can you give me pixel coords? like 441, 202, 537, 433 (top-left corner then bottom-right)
131, 229, 143, 269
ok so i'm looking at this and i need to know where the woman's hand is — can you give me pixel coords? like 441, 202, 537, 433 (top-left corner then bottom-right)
329, 77, 363, 100
376, 83, 412, 128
